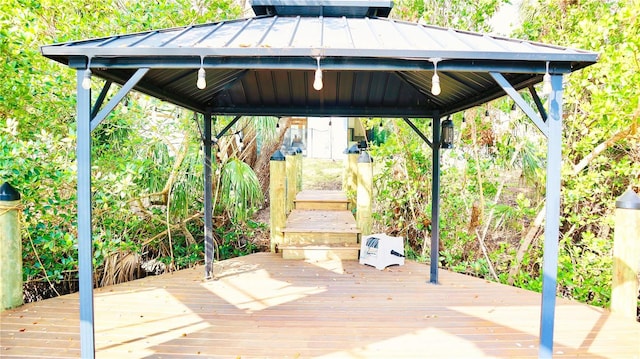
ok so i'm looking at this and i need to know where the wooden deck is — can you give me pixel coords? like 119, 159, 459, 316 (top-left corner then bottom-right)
2, 253, 639, 358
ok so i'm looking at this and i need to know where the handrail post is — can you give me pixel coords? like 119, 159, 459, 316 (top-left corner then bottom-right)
296, 148, 303, 192
344, 145, 360, 209
611, 188, 640, 320
269, 150, 286, 252
285, 150, 297, 214
356, 151, 373, 235
0, 182, 23, 311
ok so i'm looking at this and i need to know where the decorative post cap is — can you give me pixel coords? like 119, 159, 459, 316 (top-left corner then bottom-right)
0, 182, 21, 201
358, 151, 373, 163
616, 188, 640, 210
270, 149, 286, 161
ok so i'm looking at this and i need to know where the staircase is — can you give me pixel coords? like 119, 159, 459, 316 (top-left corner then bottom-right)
280, 190, 361, 260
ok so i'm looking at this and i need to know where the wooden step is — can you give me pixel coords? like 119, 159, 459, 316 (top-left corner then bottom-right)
294, 190, 350, 211
280, 244, 360, 260
281, 209, 361, 261
282, 209, 360, 244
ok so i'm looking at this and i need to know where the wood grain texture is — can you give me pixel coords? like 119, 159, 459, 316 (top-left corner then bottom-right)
284, 190, 359, 261
283, 210, 359, 234
295, 190, 350, 211
2, 253, 639, 358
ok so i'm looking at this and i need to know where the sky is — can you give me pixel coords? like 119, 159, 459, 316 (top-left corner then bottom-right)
490, 0, 524, 36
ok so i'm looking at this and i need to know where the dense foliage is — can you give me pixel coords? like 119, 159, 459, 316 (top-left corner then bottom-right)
371, 0, 639, 308
0, 0, 279, 298
515, 0, 639, 306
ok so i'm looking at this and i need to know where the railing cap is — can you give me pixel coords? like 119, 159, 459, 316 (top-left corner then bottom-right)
358, 151, 373, 163
0, 182, 21, 201
616, 188, 640, 210
344, 144, 361, 154
270, 150, 286, 161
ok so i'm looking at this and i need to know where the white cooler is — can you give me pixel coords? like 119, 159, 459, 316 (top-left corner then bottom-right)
359, 233, 405, 270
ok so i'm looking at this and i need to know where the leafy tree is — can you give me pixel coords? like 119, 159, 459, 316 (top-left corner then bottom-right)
371, 0, 639, 309
0, 0, 282, 297
392, 0, 509, 32
512, 0, 640, 306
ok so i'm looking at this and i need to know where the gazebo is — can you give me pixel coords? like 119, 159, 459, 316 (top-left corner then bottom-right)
40, 1, 598, 357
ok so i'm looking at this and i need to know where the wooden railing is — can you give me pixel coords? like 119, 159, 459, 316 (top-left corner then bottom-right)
269, 148, 374, 253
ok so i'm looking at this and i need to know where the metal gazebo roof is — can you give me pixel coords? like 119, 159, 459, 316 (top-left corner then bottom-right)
41, 9, 597, 118
41, 1, 598, 358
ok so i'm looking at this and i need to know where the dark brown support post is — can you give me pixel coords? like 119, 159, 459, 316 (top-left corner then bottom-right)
203, 113, 214, 279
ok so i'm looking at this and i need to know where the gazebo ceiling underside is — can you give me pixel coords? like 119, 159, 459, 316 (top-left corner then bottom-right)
41, 15, 598, 118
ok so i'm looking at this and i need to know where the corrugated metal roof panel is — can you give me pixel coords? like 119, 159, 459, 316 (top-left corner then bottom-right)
43, 16, 598, 58
289, 17, 323, 48
162, 26, 216, 48
322, 17, 355, 48
255, 16, 298, 47
41, 13, 598, 117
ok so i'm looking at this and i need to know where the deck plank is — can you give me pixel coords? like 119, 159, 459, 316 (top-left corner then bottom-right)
294, 190, 350, 210
295, 190, 349, 203
2, 252, 639, 358
284, 210, 359, 233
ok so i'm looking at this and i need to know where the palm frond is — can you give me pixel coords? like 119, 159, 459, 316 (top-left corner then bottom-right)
219, 158, 264, 223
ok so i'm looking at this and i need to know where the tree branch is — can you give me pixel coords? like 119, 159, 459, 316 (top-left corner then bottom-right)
507, 104, 639, 285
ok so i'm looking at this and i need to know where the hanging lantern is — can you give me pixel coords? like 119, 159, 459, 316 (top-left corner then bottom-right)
440, 118, 454, 149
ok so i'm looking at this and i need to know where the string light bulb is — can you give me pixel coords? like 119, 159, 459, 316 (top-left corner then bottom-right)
313, 57, 323, 91
542, 62, 552, 96
431, 73, 441, 96
430, 58, 442, 96
82, 69, 92, 90
197, 56, 206, 90
197, 68, 206, 90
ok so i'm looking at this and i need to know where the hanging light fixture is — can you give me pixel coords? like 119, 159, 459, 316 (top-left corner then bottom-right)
81, 57, 92, 90
430, 58, 442, 96
197, 56, 206, 90
542, 61, 552, 96
313, 56, 323, 91
440, 116, 454, 149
